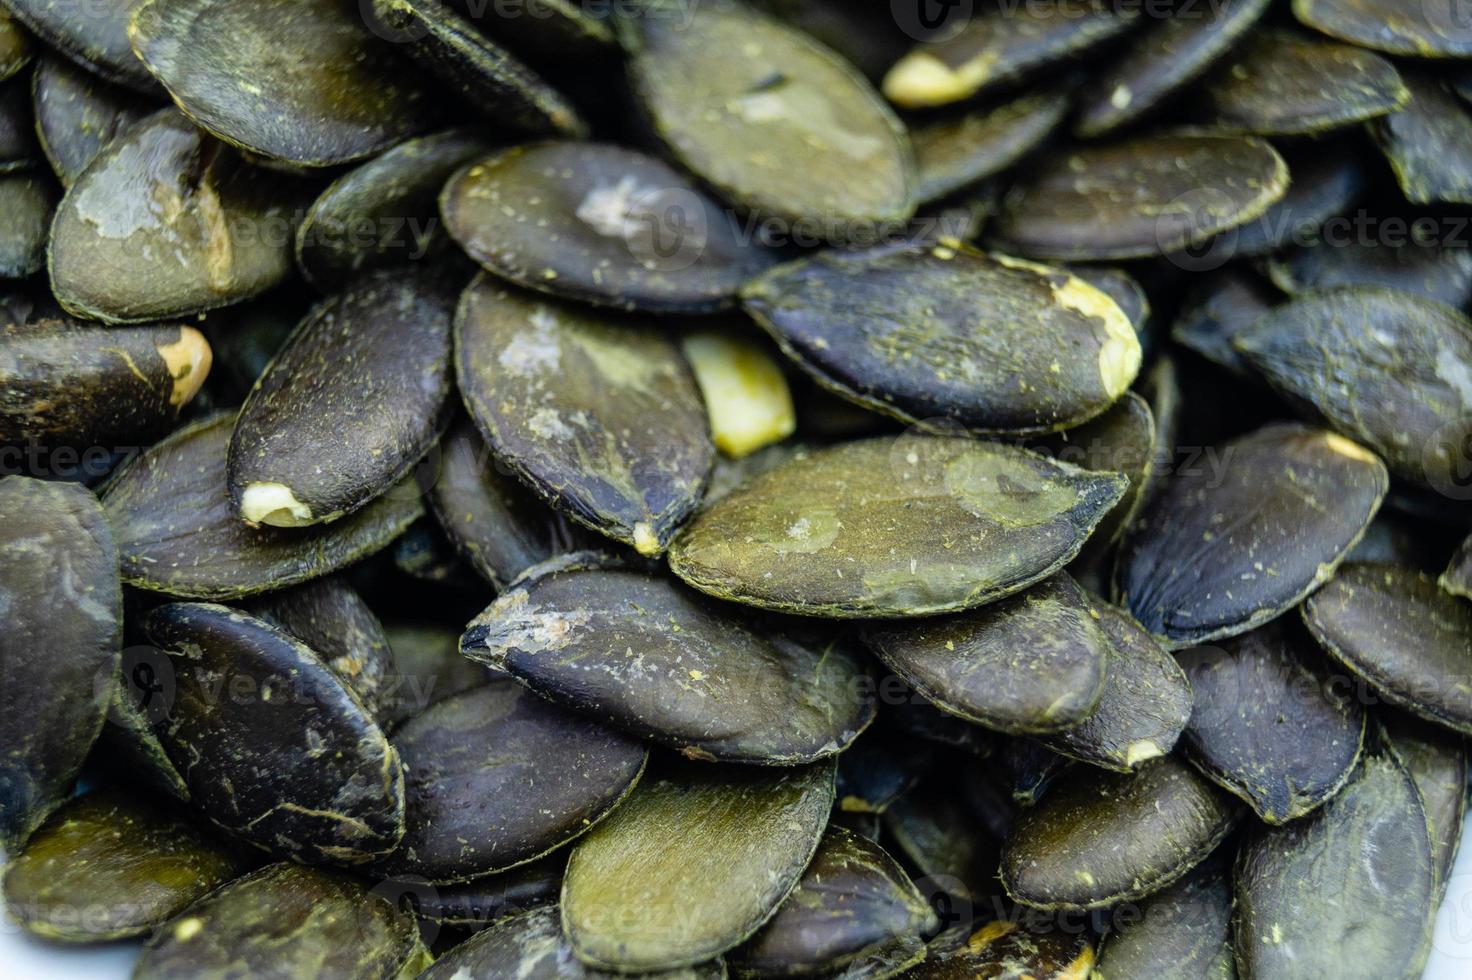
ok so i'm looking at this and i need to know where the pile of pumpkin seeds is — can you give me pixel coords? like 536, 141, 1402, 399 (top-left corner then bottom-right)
3, 0, 1472, 976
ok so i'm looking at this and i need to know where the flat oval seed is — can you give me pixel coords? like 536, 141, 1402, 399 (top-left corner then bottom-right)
229, 269, 456, 528
1001, 756, 1238, 911
1293, 0, 1472, 56
461, 557, 874, 764
103, 414, 422, 600
906, 920, 1094, 978
1234, 752, 1435, 980
0, 8, 30, 81
1384, 714, 1469, 897
0, 321, 211, 446
911, 87, 1072, 203
624, 1, 915, 227
1267, 235, 1472, 309
1, 789, 246, 941
455, 276, 712, 556
1204, 32, 1407, 136
1177, 618, 1365, 823
671, 434, 1126, 618
741, 245, 1141, 435
0, 172, 54, 278
731, 826, 937, 976
563, 761, 835, 972
1039, 601, 1192, 772
49, 109, 303, 324
423, 905, 725, 979
1235, 287, 1472, 488
1091, 852, 1234, 980
0, 477, 120, 851
5, 0, 154, 90
1444, 534, 1472, 599
1303, 563, 1472, 736
135, 863, 429, 980
129, 0, 434, 166
144, 602, 405, 863
1116, 424, 1387, 647
987, 135, 1288, 261
383, 681, 646, 882
863, 573, 1111, 736
1370, 72, 1472, 206
31, 55, 153, 187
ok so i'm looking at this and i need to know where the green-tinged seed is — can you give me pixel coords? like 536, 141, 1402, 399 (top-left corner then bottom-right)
881, 781, 1003, 904
451, 0, 614, 63
0, 78, 36, 171
0, 172, 53, 278
5, 0, 155, 90
905, 919, 1095, 978
1293, 0, 1472, 57
996, 740, 1073, 807
911, 87, 1072, 203
1370, 72, 1472, 206
0, 8, 30, 81
1383, 713, 1469, 898
31, 55, 154, 187
1091, 851, 1234, 980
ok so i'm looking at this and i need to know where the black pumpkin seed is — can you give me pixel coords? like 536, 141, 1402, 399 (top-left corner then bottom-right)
0, 7, 29, 81
381, 621, 492, 728
624, 0, 915, 227
0, 171, 53, 278
454, 275, 712, 555
135, 862, 430, 979
1369, 72, 1472, 206
5, 0, 154, 91
103, 414, 422, 599
143, 601, 405, 863
1001, 756, 1238, 911
562, 760, 835, 972
1229, 146, 1368, 258
1293, 0, 1472, 57
461, 555, 875, 765
1266, 232, 1472, 309
1303, 562, 1472, 736
1444, 534, 1472, 599
1233, 751, 1435, 980
1177, 618, 1365, 823
1116, 424, 1388, 647
409, 852, 565, 929
31, 55, 154, 187
0, 476, 120, 851
48, 109, 303, 324
1235, 287, 1472, 488
1383, 713, 1469, 898
1, 788, 247, 941
128, 0, 434, 166
911, 87, 1072, 204
905, 920, 1095, 979
1091, 851, 1234, 980
988, 135, 1289, 261
741, 245, 1141, 435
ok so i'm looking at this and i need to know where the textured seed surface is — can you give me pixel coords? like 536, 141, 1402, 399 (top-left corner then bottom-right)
0, 172, 54, 279
1230, 147, 1368, 258
1117, 424, 1387, 646
380, 622, 491, 728
1370, 72, 1472, 206
1293, 0, 1472, 56
911, 87, 1071, 203
1091, 852, 1234, 980
562, 760, 834, 971
906, 919, 1095, 978
5, 0, 154, 90
1385, 714, 1469, 898
1268, 234, 1472, 308
670, 434, 1126, 618
31, 55, 152, 187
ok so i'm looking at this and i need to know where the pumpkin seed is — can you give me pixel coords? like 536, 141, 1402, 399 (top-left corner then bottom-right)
1444, 534, 1472, 599
730, 826, 938, 977
1293, 0, 1472, 57
135, 862, 430, 979
5, 0, 154, 90
0, 320, 211, 446
911, 87, 1072, 204
128, 0, 433, 166
1, 788, 246, 941
1383, 713, 1469, 897
1303, 562, 1472, 736
0, 7, 29, 81
0, 476, 120, 852
1266, 233, 1472, 309
1233, 752, 1435, 980
103, 414, 422, 599
455, 275, 712, 555
680, 328, 796, 460
905, 919, 1095, 979
1116, 424, 1388, 647
1091, 851, 1234, 980
30, 55, 153, 187
1230, 145, 1368, 258
0, 171, 53, 278
562, 760, 835, 972
988, 135, 1289, 261
740, 245, 1141, 435
409, 853, 565, 929
624, 0, 915, 227
1369, 72, 1472, 206
381, 621, 492, 727
461, 554, 875, 765
1177, 618, 1365, 823
1070, 266, 1150, 335
49, 109, 303, 323
1204, 31, 1408, 136
1000, 755, 1238, 911
863, 573, 1111, 736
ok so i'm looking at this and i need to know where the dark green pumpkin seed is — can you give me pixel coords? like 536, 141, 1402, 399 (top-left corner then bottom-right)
863, 573, 1111, 736
730, 826, 937, 977
129, 0, 433, 166
1383, 713, 1469, 897
1091, 851, 1234, 980
1074, 0, 1271, 138
905, 920, 1095, 978
1204, 31, 1407, 136
1303, 562, 1472, 736
0, 171, 53, 278
228, 268, 456, 528
1001, 756, 1238, 911
1370, 72, 1472, 206
1266, 233, 1472, 309
1233, 751, 1435, 980
1293, 0, 1472, 57
0, 7, 29, 81
1235, 287, 1472, 488
409, 852, 564, 929
49, 109, 302, 323
670, 434, 1126, 618
143, 601, 405, 863
31, 55, 153, 187
1444, 534, 1472, 599
1229, 146, 1368, 258
4, 0, 154, 90
441, 142, 775, 314
988, 135, 1289, 261
461, 555, 875, 765
1117, 424, 1388, 647
881, 781, 1002, 904
295, 129, 495, 291
0, 477, 120, 851
1, 788, 246, 941
135, 862, 430, 980
454, 275, 712, 556
103, 414, 422, 599
381, 621, 492, 727
740, 245, 1141, 435
624, 0, 915, 227
1069, 266, 1150, 335
562, 760, 835, 972
0, 320, 211, 446
911, 87, 1072, 204
1177, 618, 1365, 823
